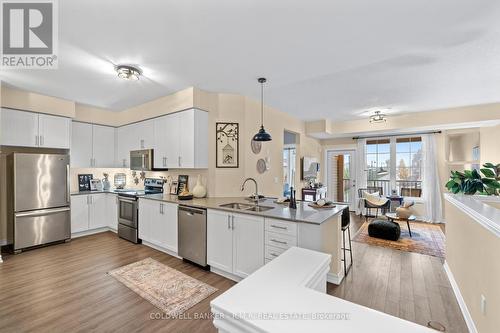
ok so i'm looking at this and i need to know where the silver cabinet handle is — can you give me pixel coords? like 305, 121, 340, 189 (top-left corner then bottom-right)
178, 156, 181, 167
40, 135, 44, 146
270, 252, 279, 257
227, 215, 231, 229
86, 195, 89, 205
140, 139, 144, 149
270, 224, 287, 230
231, 215, 235, 230
271, 239, 287, 245
35, 135, 39, 146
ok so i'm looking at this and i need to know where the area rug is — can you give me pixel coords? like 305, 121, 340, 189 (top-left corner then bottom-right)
108, 258, 217, 317
353, 220, 445, 258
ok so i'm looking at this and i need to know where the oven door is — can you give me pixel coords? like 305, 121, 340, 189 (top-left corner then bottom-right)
118, 196, 138, 228
130, 150, 152, 171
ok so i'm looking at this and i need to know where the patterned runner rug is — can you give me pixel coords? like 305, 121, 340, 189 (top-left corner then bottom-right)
109, 257, 217, 316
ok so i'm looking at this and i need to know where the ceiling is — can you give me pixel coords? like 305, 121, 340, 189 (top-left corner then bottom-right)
2, 0, 500, 121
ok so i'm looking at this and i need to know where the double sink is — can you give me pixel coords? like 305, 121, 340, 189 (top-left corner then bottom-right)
219, 202, 274, 212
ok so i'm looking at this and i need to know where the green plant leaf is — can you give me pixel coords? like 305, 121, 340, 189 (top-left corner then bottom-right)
481, 168, 496, 178
483, 163, 496, 169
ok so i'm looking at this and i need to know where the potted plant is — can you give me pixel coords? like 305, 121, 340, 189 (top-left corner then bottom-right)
446, 163, 500, 195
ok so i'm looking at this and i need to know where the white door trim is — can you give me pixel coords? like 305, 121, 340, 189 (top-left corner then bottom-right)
324, 148, 357, 211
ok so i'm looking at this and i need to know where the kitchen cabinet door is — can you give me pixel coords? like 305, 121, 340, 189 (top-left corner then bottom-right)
0, 108, 39, 147
136, 119, 155, 149
71, 122, 93, 167
89, 193, 107, 229
178, 109, 208, 168
70, 195, 89, 234
106, 194, 118, 231
153, 116, 168, 168
39, 114, 71, 149
232, 213, 264, 278
138, 199, 152, 242
164, 113, 180, 168
207, 209, 233, 273
160, 202, 178, 253
116, 125, 132, 168
92, 124, 115, 167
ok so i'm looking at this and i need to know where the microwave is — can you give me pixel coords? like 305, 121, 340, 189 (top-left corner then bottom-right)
130, 149, 154, 171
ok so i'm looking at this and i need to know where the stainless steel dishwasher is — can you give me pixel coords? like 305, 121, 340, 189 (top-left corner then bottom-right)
178, 205, 208, 267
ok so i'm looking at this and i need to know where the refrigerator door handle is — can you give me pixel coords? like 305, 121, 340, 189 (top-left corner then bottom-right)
15, 207, 71, 218
66, 164, 70, 203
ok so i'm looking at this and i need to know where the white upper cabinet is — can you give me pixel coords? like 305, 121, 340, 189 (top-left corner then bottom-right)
38, 114, 71, 149
70, 122, 115, 168
71, 122, 93, 167
1, 108, 39, 147
1, 108, 70, 149
116, 125, 131, 168
153, 109, 208, 169
92, 124, 115, 167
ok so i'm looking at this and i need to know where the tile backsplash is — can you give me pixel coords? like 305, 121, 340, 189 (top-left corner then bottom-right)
70, 168, 208, 194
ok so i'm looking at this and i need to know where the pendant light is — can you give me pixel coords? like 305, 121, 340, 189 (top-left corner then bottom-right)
252, 77, 272, 142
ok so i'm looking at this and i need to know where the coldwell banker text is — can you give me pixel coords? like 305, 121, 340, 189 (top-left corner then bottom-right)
1, 0, 58, 69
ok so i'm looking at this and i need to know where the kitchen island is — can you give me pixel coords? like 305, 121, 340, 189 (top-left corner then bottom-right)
140, 194, 348, 284
210, 246, 433, 333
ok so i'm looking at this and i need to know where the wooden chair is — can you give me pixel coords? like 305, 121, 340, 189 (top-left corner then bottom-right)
400, 188, 422, 197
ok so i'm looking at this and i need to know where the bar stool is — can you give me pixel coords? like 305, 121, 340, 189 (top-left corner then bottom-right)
340, 207, 353, 276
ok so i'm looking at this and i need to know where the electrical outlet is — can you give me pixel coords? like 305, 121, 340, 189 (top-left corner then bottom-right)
274, 177, 278, 183
480, 294, 486, 315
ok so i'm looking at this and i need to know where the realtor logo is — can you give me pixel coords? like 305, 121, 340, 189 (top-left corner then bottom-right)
1, 0, 58, 68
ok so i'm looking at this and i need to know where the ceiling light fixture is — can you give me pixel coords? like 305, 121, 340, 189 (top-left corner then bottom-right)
369, 110, 387, 123
115, 65, 141, 81
252, 77, 272, 142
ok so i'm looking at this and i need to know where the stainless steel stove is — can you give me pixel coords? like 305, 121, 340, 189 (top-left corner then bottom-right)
117, 178, 164, 243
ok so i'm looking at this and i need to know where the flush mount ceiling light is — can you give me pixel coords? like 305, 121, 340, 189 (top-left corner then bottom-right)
115, 65, 141, 81
369, 110, 387, 123
252, 77, 272, 142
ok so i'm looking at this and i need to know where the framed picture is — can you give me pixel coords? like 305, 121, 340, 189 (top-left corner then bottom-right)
216, 122, 239, 168
177, 175, 189, 194
170, 181, 179, 195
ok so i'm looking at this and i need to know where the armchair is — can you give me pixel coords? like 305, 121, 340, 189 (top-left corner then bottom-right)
358, 187, 390, 222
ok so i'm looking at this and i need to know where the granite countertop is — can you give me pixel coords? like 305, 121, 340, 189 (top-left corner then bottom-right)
140, 194, 347, 224
70, 190, 117, 195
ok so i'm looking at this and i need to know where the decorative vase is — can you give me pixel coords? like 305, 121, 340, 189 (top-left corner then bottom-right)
192, 175, 207, 198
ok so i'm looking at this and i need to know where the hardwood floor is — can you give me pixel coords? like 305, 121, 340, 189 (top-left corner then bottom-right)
0, 230, 467, 333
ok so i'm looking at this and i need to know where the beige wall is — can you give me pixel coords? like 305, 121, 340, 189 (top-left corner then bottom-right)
1, 86, 75, 117
480, 124, 500, 165
445, 199, 500, 333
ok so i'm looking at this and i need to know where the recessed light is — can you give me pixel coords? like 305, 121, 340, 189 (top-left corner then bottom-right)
115, 65, 141, 81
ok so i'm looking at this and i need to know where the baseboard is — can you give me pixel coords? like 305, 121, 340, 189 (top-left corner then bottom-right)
141, 240, 180, 259
71, 227, 113, 238
210, 267, 243, 283
327, 271, 344, 285
443, 261, 477, 333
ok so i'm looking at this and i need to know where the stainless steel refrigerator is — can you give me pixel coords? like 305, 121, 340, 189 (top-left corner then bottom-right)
7, 153, 71, 252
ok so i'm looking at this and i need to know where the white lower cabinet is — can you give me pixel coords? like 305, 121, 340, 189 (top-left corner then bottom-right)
207, 209, 264, 279
70, 193, 117, 235
106, 194, 118, 230
138, 199, 178, 253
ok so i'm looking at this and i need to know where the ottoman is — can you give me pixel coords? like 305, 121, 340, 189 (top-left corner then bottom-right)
368, 219, 401, 241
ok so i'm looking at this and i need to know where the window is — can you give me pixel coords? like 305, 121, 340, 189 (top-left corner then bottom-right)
365, 136, 423, 197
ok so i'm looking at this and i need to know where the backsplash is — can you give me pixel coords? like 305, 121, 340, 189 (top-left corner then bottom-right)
70, 168, 208, 194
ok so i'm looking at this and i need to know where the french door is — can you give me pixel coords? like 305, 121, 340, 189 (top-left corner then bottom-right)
325, 150, 357, 211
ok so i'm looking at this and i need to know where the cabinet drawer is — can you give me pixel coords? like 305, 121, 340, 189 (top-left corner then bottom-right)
265, 218, 297, 237
265, 245, 286, 261
265, 231, 297, 250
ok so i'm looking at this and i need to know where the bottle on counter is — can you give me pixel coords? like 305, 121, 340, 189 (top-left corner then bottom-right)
289, 187, 297, 209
